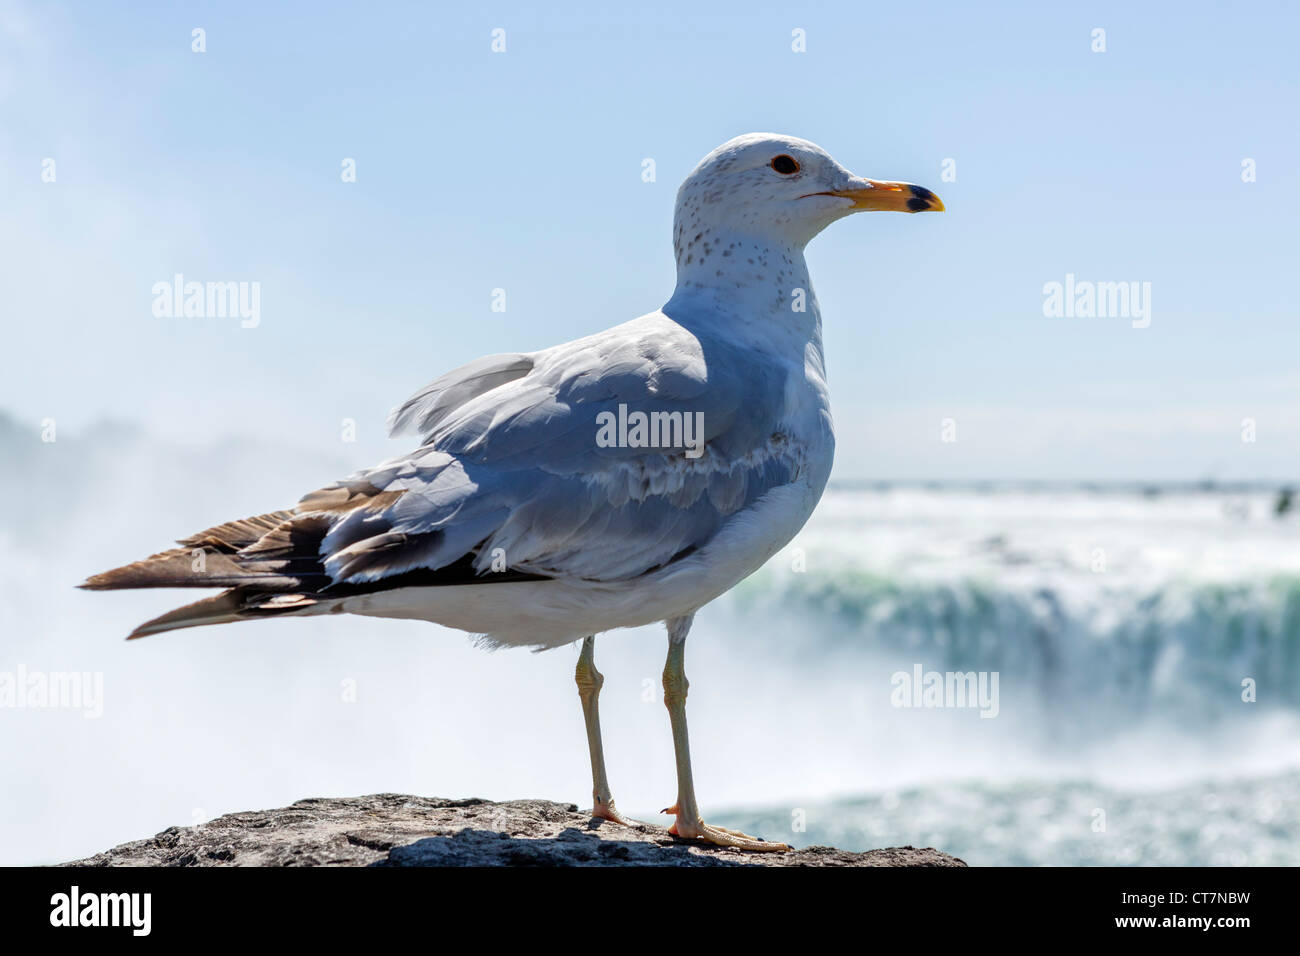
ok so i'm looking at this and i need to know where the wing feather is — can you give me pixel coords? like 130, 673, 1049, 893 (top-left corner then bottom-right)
285, 313, 803, 584
95, 313, 807, 606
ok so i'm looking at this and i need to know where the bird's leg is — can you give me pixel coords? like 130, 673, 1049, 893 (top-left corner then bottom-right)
660, 615, 791, 852
575, 635, 638, 826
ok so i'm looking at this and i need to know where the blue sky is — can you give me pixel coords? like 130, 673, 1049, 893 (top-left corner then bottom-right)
2, 0, 1297, 480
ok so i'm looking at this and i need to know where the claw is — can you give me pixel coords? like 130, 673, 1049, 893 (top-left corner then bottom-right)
591, 801, 642, 827
667, 815, 791, 852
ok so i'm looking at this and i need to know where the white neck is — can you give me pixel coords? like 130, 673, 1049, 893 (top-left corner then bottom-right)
663, 226, 833, 452
664, 227, 822, 349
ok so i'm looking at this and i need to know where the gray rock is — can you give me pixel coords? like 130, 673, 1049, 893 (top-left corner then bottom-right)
63, 794, 965, 867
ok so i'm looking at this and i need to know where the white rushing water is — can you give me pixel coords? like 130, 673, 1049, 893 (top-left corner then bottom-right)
713, 486, 1300, 864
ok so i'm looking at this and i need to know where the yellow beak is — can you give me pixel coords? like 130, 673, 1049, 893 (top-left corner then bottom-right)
815, 180, 945, 213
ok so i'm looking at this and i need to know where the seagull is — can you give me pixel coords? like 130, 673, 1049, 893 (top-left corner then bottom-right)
83, 133, 943, 851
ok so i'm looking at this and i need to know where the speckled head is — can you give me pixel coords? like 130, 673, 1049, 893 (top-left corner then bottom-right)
673, 133, 944, 258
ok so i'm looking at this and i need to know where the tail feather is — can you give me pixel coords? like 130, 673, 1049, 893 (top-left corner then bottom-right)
79, 510, 309, 591
126, 588, 329, 639
127, 590, 249, 639
81, 509, 327, 638
177, 510, 295, 551
83, 503, 539, 640
79, 546, 302, 591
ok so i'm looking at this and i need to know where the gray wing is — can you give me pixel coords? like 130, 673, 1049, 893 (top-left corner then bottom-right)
292, 313, 805, 584
386, 351, 534, 439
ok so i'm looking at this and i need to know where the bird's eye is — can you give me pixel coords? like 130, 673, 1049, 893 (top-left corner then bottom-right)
770, 154, 800, 175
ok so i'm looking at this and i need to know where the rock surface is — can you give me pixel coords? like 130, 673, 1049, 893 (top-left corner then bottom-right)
65, 794, 966, 867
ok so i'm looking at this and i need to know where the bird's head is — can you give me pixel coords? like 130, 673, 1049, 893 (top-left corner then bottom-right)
673, 133, 943, 254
